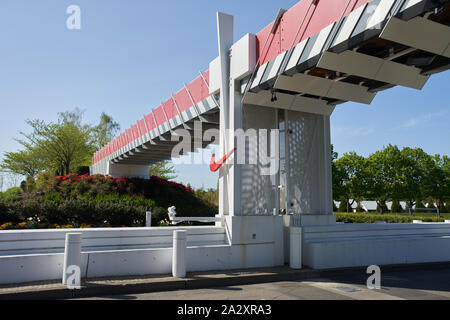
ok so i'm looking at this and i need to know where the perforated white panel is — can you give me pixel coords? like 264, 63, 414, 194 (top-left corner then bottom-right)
286, 111, 324, 214
240, 104, 278, 216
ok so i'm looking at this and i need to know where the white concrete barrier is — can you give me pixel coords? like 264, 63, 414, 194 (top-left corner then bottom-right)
172, 230, 187, 278
289, 227, 302, 269
0, 226, 227, 256
0, 218, 285, 284
302, 223, 450, 269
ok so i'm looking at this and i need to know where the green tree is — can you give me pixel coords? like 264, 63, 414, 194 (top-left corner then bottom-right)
93, 112, 120, 149
332, 145, 348, 201
195, 187, 219, 206
1, 148, 45, 177
19, 112, 94, 175
400, 147, 432, 206
335, 152, 368, 212
1, 109, 120, 177
425, 154, 450, 212
149, 161, 177, 180
366, 145, 406, 213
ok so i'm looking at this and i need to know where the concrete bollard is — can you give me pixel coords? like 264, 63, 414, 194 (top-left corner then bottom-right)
289, 227, 302, 269
146, 211, 152, 227
62, 233, 82, 285
172, 230, 187, 278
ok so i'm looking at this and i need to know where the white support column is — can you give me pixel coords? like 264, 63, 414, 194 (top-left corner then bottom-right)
62, 233, 82, 285
289, 227, 302, 269
317, 115, 333, 215
216, 12, 234, 217
172, 230, 187, 278
146, 211, 152, 227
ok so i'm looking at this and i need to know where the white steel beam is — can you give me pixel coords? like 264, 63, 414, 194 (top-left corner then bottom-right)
317, 50, 429, 89
243, 90, 335, 116
274, 74, 376, 104
381, 16, 450, 59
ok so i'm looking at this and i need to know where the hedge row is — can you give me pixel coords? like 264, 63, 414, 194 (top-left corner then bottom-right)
0, 198, 155, 227
335, 212, 445, 223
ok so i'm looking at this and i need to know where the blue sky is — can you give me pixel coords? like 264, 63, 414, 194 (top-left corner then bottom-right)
0, 0, 449, 190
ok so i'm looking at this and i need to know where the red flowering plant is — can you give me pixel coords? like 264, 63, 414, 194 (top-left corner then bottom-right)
1, 173, 218, 228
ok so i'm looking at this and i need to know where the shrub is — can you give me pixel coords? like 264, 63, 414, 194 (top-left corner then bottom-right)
390, 200, 403, 213
1, 187, 23, 202
45, 193, 61, 202
25, 176, 36, 193
0, 197, 148, 227
338, 198, 349, 212
76, 166, 90, 175
152, 207, 169, 226
0, 200, 21, 223
1, 173, 217, 228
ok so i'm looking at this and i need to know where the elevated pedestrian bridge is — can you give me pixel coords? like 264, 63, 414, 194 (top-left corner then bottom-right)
91, 0, 450, 176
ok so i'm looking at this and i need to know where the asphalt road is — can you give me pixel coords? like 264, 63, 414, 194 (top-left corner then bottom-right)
76, 266, 450, 300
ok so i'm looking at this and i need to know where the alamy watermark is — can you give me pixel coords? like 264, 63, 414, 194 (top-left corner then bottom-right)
65, 265, 81, 290
170, 121, 280, 176
366, 265, 381, 290
66, 5, 81, 30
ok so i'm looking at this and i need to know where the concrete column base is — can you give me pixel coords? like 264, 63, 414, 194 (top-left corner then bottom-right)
282, 214, 336, 265
223, 215, 285, 267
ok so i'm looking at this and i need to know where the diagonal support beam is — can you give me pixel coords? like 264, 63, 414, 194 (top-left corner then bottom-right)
380, 16, 450, 59
317, 50, 429, 90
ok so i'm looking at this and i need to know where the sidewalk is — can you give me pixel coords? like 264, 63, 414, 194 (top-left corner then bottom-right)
1, 262, 449, 300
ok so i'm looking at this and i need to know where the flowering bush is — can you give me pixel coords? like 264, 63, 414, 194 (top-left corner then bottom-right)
0, 198, 148, 227
0, 221, 97, 230
0, 173, 217, 228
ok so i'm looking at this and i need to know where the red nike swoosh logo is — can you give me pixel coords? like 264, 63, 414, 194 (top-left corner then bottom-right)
210, 148, 237, 172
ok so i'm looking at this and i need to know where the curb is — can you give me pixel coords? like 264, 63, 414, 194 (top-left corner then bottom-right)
1, 261, 450, 300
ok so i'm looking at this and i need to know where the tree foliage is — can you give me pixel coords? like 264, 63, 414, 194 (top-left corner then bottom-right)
334, 152, 368, 212
149, 161, 177, 180
1, 109, 120, 177
1, 149, 45, 177
332, 145, 450, 212
92, 112, 120, 150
